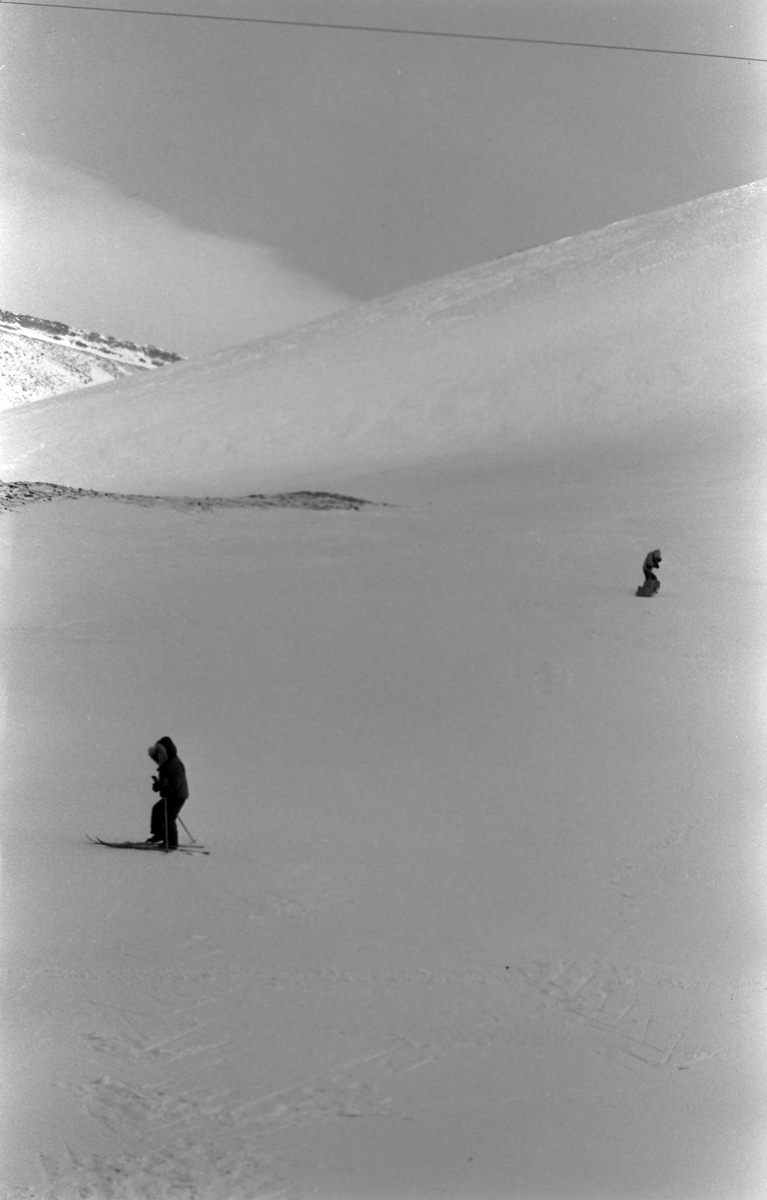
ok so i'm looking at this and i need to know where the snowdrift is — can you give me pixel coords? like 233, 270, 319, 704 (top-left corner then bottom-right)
1, 181, 766, 495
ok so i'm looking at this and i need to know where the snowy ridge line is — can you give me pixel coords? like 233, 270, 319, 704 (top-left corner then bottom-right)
0, 307, 184, 410
0, 480, 378, 513
0, 324, 175, 372
0, 309, 183, 369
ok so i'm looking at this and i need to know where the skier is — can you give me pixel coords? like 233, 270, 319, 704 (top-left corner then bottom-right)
146, 736, 189, 850
637, 548, 662, 596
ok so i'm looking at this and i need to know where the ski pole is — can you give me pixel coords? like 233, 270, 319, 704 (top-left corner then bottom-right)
178, 817, 197, 844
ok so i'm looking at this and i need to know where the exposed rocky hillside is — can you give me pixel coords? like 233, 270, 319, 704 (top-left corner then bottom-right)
0, 309, 183, 409
0, 480, 374, 512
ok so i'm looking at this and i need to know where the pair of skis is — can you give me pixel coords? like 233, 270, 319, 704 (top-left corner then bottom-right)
87, 834, 209, 855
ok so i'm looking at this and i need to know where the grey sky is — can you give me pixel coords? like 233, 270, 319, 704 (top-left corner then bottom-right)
1, 0, 766, 347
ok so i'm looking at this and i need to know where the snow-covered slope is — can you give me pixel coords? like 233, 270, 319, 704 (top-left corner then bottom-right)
0, 310, 182, 411
1, 188, 766, 1199
0, 181, 765, 495
2, 439, 766, 1199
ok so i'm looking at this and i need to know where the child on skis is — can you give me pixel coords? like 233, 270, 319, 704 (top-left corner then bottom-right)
147, 736, 189, 850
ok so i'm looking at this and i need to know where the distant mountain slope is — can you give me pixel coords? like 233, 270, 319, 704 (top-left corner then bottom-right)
1, 181, 765, 494
0, 310, 182, 410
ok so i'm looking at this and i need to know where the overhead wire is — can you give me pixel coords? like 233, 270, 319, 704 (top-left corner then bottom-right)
0, 0, 764, 64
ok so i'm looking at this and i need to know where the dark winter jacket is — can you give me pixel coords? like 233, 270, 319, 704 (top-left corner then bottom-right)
643, 549, 662, 575
152, 737, 189, 804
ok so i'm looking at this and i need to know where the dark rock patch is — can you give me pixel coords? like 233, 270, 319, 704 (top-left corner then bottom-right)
0, 481, 379, 514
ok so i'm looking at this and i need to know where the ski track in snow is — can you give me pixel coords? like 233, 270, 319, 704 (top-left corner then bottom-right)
517, 958, 722, 1073
12, 940, 727, 1198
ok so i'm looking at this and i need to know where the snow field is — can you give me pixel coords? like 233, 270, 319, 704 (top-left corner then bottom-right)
2, 425, 766, 1198
1, 180, 766, 1198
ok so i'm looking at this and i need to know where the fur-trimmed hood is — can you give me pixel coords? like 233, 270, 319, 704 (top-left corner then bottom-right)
157, 735, 178, 760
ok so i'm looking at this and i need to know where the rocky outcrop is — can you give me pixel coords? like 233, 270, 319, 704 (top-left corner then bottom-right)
0, 309, 182, 409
